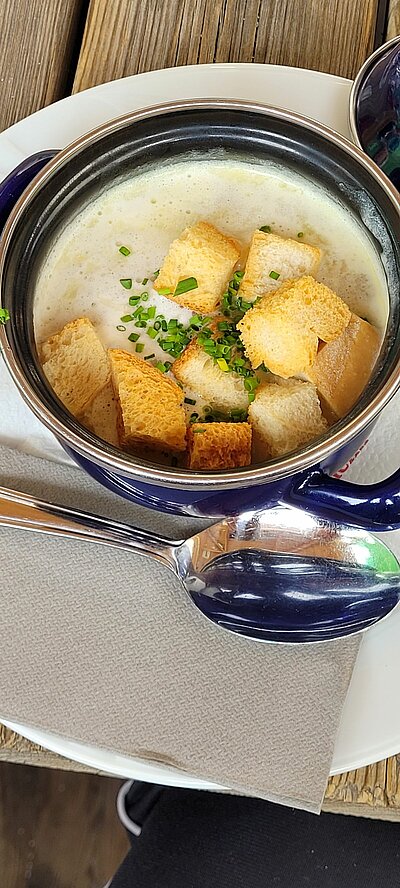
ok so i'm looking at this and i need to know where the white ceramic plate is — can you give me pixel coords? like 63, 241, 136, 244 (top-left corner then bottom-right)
1, 63, 400, 785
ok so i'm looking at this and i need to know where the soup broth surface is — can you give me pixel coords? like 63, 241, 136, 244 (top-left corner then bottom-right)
34, 156, 388, 352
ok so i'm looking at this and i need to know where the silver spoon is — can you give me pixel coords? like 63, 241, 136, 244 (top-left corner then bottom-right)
1, 485, 399, 644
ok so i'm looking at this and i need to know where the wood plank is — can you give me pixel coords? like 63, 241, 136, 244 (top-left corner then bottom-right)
0, 761, 129, 888
324, 757, 400, 819
0, 0, 86, 133
73, 0, 380, 94
387, 0, 400, 38
2, 725, 400, 820
0, 725, 98, 773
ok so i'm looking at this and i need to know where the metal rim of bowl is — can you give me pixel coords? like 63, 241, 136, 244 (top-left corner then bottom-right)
1, 97, 400, 490
349, 35, 400, 148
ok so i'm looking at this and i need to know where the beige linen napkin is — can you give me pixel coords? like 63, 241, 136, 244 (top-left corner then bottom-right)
0, 443, 360, 812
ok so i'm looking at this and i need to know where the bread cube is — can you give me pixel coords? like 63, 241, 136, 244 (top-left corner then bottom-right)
108, 349, 186, 452
238, 231, 321, 302
238, 276, 351, 377
188, 422, 252, 469
81, 381, 119, 446
248, 379, 328, 460
306, 313, 381, 421
41, 317, 110, 415
154, 221, 240, 312
172, 338, 249, 413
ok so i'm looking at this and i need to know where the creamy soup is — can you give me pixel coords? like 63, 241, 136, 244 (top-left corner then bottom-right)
33, 157, 388, 456
34, 156, 388, 351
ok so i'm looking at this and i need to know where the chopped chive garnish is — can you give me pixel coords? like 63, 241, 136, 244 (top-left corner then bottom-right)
244, 376, 259, 392
0, 308, 10, 324
119, 245, 131, 256
135, 320, 147, 328
189, 314, 203, 327
184, 397, 196, 405
147, 306, 156, 319
141, 292, 149, 300
116, 324, 126, 332
120, 278, 132, 289
174, 276, 198, 297
153, 269, 160, 279
269, 270, 280, 280
297, 231, 304, 238
135, 343, 144, 353
128, 332, 140, 342
129, 296, 140, 306
158, 287, 172, 296
148, 326, 158, 339
248, 392, 256, 403
259, 225, 271, 233
190, 412, 199, 423
120, 314, 133, 323
144, 353, 155, 361
141, 277, 148, 285
193, 428, 206, 434
156, 361, 167, 373
216, 358, 230, 372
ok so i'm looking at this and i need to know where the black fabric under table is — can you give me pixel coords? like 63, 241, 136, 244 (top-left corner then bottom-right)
109, 782, 400, 888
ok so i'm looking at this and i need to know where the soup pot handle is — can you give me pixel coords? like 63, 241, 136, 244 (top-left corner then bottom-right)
288, 466, 400, 531
0, 151, 58, 233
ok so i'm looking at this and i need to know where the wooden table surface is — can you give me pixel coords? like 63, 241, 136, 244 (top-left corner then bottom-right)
0, 0, 399, 819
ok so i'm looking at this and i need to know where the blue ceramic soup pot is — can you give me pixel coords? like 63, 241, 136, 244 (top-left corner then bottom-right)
349, 35, 400, 190
0, 100, 399, 524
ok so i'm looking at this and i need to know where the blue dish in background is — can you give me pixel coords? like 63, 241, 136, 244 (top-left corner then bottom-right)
350, 36, 400, 190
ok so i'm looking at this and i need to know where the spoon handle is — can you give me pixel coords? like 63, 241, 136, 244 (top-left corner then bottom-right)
0, 485, 179, 570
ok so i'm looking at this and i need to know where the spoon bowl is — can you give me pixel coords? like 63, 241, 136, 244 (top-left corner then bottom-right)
0, 486, 399, 644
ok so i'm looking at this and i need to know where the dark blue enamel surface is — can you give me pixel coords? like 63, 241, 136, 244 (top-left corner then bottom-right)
0, 151, 58, 234
355, 39, 400, 189
291, 466, 400, 531
65, 443, 400, 528
189, 551, 400, 643
64, 446, 292, 517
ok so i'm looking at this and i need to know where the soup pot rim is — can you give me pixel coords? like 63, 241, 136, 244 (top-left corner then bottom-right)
348, 34, 400, 149
0, 97, 399, 490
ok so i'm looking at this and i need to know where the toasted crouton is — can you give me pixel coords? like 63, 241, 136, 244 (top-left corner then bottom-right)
41, 317, 110, 415
188, 422, 252, 469
172, 338, 249, 413
154, 221, 240, 313
248, 379, 328, 460
80, 381, 119, 446
238, 300, 319, 378
305, 313, 381, 422
108, 349, 186, 452
238, 276, 351, 377
281, 276, 352, 342
239, 231, 321, 302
